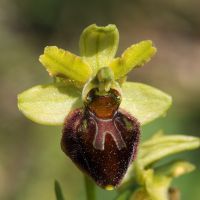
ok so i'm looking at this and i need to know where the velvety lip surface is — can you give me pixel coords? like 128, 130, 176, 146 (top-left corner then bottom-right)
61, 107, 140, 188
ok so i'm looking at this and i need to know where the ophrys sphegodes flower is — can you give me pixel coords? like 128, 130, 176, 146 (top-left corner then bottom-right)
18, 24, 172, 190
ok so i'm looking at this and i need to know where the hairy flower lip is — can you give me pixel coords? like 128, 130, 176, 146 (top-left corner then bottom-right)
61, 103, 140, 189
61, 106, 140, 188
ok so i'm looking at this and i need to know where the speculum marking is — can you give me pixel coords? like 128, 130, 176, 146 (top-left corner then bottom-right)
89, 111, 126, 151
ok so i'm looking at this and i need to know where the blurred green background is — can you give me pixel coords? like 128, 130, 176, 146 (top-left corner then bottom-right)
0, 0, 200, 199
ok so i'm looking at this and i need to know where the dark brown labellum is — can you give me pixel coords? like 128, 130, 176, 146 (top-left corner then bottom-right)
61, 88, 140, 189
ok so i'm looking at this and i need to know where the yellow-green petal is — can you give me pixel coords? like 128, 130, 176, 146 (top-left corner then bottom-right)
79, 24, 119, 73
120, 82, 172, 125
39, 46, 92, 83
109, 41, 156, 80
18, 83, 82, 125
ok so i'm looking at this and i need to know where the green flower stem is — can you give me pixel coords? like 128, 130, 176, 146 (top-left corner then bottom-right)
84, 175, 96, 200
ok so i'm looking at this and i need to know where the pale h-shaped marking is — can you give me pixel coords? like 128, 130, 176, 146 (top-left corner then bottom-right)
88, 111, 126, 151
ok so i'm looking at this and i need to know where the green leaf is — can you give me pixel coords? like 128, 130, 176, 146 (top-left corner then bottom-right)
79, 24, 119, 73
140, 135, 200, 167
54, 180, 65, 200
18, 83, 82, 125
120, 82, 172, 125
109, 41, 156, 80
39, 46, 92, 83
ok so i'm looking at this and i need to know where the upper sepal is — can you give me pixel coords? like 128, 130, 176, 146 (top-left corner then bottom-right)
79, 24, 119, 73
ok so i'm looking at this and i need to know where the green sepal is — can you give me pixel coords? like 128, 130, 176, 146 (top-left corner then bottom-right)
140, 135, 200, 167
109, 40, 156, 80
18, 83, 82, 125
18, 81, 172, 126
79, 24, 119, 73
155, 160, 195, 178
39, 46, 92, 83
120, 82, 172, 125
